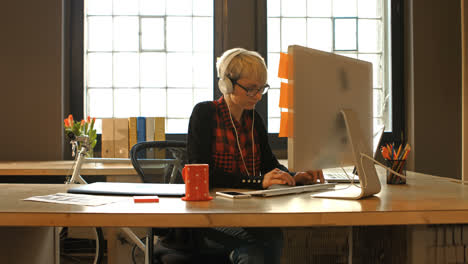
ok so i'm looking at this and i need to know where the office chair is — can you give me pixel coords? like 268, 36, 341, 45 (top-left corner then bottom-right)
130, 140, 187, 184
130, 140, 230, 264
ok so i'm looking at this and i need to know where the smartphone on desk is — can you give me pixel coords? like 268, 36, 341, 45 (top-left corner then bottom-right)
216, 191, 251, 199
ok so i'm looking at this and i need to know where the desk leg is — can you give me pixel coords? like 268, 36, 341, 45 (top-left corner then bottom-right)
55, 227, 60, 264
348, 226, 353, 264
106, 228, 119, 264
145, 228, 154, 264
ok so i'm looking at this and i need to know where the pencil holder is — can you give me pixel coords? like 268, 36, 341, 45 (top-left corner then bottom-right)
386, 159, 406, 184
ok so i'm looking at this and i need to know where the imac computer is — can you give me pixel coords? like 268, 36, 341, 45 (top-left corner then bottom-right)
286, 45, 380, 199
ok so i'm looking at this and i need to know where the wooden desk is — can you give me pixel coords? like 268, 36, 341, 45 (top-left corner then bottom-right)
1, 170, 468, 263
0, 160, 137, 176
0, 160, 139, 263
0, 170, 466, 227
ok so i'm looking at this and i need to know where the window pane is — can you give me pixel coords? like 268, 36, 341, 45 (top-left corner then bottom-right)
267, 0, 280, 17
113, 16, 139, 51
337, 52, 357, 59
267, 0, 387, 134
268, 88, 281, 118
88, 17, 113, 51
358, 19, 382, 52
86, 0, 213, 133
307, 0, 331, 17
167, 89, 193, 118
373, 117, 385, 134
194, 88, 212, 104
113, 0, 138, 15
167, 118, 189, 133
87, 0, 112, 15
167, 17, 192, 51
140, 0, 165, 15
93, 119, 103, 134
358, 0, 382, 18
193, 0, 213, 16
114, 89, 139, 117
307, 18, 332, 52
88, 89, 113, 117
114, 53, 139, 87
268, 118, 280, 133
141, 18, 165, 50
193, 53, 212, 88
166, 0, 192, 15
373, 88, 383, 117
193, 17, 213, 52
358, 53, 382, 88
281, 18, 307, 52
333, 0, 357, 17
140, 52, 166, 87
268, 18, 281, 52
87, 53, 112, 87
267, 53, 281, 88
334, 18, 357, 50
167, 53, 193, 87
141, 88, 167, 116
281, 0, 306, 17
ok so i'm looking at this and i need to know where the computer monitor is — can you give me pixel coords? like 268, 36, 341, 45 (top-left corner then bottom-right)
286, 45, 380, 199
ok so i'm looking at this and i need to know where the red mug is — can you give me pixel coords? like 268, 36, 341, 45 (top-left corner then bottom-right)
181, 164, 212, 201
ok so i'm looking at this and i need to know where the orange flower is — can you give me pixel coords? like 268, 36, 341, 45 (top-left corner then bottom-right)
64, 118, 70, 127
81, 120, 85, 126
87, 116, 91, 123
68, 114, 73, 126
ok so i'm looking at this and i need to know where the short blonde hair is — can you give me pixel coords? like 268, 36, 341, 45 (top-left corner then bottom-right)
218, 49, 268, 85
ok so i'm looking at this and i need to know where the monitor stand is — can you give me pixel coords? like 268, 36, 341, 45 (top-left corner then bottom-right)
312, 109, 381, 200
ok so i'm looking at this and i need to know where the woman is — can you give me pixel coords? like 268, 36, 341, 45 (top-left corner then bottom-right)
182, 48, 324, 264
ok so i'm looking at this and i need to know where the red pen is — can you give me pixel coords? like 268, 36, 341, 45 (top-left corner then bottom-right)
133, 196, 159, 203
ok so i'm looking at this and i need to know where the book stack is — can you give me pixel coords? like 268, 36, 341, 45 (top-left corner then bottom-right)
101, 117, 166, 158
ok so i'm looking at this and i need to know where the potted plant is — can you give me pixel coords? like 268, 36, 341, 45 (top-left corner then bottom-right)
64, 114, 97, 157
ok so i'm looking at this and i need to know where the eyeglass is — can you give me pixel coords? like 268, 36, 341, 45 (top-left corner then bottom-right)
230, 78, 270, 97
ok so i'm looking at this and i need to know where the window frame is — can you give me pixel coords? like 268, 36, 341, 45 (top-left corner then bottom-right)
264, 0, 405, 152
68, 0, 404, 157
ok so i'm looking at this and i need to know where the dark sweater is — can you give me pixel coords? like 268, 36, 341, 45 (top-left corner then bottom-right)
187, 100, 291, 190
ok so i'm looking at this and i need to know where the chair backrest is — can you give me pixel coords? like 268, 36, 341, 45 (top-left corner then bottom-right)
130, 140, 187, 184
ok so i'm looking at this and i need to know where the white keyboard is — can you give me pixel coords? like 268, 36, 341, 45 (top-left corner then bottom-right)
323, 167, 359, 183
244, 183, 337, 197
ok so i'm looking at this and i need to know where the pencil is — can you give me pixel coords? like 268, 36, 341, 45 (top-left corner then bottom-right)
395, 144, 402, 160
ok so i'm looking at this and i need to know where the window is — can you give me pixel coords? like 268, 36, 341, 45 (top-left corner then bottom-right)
266, 0, 391, 135
85, 0, 214, 133
73, 0, 402, 148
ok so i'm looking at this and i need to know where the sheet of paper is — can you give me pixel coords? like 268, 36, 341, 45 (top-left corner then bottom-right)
278, 52, 289, 79
24, 193, 127, 206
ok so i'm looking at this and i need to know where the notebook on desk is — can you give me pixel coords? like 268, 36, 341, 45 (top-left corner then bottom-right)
67, 182, 186, 197
243, 183, 337, 197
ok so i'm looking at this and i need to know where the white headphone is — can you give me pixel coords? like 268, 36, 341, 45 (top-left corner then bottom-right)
216, 48, 248, 94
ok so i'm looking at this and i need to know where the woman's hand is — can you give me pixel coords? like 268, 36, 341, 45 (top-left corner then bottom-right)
294, 170, 325, 185
262, 168, 295, 189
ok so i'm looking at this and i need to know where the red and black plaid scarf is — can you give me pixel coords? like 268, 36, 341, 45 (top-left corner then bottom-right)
212, 97, 261, 176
